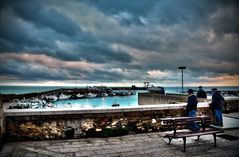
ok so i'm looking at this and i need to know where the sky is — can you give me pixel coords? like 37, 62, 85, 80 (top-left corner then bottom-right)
0, 0, 238, 87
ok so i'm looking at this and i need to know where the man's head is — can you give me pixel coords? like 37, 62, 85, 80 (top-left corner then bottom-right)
211, 88, 217, 93
187, 89, 194, 95
198, 86, 202, 89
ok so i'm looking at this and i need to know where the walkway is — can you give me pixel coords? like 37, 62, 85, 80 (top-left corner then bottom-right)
1, 129, 239, 157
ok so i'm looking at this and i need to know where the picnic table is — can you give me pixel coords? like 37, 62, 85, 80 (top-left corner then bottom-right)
160, 116, 224, 152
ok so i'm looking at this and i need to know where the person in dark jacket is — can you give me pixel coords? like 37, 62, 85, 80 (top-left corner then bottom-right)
209, 88, 224, 126
186, 89, 199, 131
196, 86, 207, 98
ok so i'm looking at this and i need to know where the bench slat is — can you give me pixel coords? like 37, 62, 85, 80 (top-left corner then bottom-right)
160, 116, 208, 121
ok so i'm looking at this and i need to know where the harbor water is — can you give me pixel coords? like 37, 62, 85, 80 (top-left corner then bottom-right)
53, 91, 145, 108
1, 86, 239, 109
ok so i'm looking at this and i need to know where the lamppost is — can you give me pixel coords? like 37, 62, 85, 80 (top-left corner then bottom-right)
178, 66, 186, 93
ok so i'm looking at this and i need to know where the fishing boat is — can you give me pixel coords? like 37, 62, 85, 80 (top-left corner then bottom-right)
9, 99, 30, 109
76, 93, 84, 98
30, 99, 45, 108
44, 95, 58, 102
112, 103, 120, 107
101, 93, 109, 97
58, 93, 71, 100
86, 92, 97, 98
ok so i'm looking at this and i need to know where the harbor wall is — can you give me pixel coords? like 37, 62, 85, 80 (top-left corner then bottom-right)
224, 99, 239, 113
0, 99, 4, 137
0, 99, 5, 149
5, 106, 211, 141
138, 93, 239, 113
138, 93, 208, 105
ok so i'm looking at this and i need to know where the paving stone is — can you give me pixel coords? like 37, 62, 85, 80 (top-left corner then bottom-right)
75, 151, 92, 157
64, 152, 76, 157
59, 147, 79, 153
0, 145, 14, 153
24, 153, 37, 157
36, 153, 51, 157
0, 153, 10, 157
1, 130, 239, 157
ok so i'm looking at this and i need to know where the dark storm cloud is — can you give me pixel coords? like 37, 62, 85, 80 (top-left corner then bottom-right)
12, 1, 79, 36
0, 0, 133, 63
0, 60, 66, 81
81, 0, 159, 17
0, 0, 238, 84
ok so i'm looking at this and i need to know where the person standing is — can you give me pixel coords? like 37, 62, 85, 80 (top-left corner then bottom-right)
209, 88, 224, 126
186, 89, 199, 131
197, 86, 207, 98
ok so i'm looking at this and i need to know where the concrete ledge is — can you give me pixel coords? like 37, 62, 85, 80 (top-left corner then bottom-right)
4, 102, 209, 116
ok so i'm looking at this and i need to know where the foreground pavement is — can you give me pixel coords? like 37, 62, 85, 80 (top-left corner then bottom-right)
1, 113, 239, 157
0, 128, 239, 157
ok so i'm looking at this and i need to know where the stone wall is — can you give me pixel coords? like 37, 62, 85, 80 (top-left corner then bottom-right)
224, 99, 239, 113
0, 99, 5, 149
5, 107, 211, 141
0, 99, 4, 137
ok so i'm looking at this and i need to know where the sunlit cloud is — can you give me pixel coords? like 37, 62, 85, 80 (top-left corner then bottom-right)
0, 0, 238, 86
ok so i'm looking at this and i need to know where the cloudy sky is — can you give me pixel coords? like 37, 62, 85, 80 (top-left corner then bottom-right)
0, 0, 238, 86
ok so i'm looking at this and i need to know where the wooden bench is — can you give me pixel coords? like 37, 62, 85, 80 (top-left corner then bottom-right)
160, 116, 224, 152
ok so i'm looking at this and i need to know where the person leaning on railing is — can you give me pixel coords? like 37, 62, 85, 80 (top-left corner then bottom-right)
186, 89, 200, 131
209, 88, 224, 126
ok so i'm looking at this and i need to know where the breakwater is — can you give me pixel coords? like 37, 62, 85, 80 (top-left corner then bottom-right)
0, 86, 146, 102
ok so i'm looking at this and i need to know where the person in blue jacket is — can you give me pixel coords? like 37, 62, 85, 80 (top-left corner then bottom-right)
186, 89, 199, 131
210, 88, 224, 126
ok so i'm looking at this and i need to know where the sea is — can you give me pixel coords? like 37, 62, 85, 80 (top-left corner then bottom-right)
1, 86, 239, 108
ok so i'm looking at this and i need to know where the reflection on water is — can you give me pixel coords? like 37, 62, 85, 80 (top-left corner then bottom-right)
53, 91, 144, 108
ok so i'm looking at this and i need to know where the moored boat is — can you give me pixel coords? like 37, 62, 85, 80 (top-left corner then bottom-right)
58, 93, 71, 100
76, 93, 84, 98
86, 92, 97, 98
112, 103, 120, 107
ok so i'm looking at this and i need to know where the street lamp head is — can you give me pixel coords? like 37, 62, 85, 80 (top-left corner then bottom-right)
178, 66, 186, 69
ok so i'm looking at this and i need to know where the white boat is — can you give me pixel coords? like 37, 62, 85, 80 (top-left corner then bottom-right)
58, 93, 71, 100
116, 90, 128, 96
127, 91, 136, 95
30, 99, 45, 108
45, 95, 58, 101
43, 103, 54, 108
76, 93, 84, 98
9, 99, 30, 109
86, 92, 97, 98
101, 93, 109, 97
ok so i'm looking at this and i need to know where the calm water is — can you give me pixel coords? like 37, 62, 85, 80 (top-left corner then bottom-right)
1, 86, 239, 108
53, 91, 145, 108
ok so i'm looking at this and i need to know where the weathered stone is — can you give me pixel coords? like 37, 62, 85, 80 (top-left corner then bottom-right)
152, 119, 157, 124
96, 128, 102, 132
